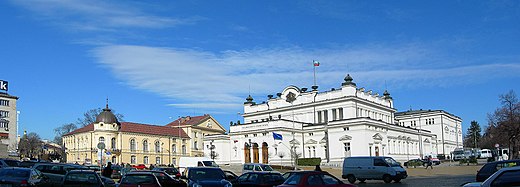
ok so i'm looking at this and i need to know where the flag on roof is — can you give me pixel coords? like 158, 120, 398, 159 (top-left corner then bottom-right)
313, 60, 320, 67
273, 132, 283, 140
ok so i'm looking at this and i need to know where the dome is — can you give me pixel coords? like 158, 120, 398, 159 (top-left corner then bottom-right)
95, 104, 119, 124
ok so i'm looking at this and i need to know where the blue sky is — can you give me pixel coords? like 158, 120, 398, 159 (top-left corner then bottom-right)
1, 0, 519, 140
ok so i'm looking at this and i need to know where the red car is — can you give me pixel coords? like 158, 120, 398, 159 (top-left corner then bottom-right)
132, 164, 147, 170
277, 171, 357, 187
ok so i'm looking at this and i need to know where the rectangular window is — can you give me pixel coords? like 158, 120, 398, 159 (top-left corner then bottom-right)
0, 99, 8, 106
156, 157, 161, 164
324, 110, 328, 122
338, 108, 343, 119
317, 111, 322, 123
332, 109, 337, 120
0, 110, 8, 118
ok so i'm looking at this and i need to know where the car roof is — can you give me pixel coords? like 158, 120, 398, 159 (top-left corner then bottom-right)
243, 171, 281, 174
67, 170, 97, 173
126, 171, 156, 175
187, 167, 222, 170
0, 167, 32, 171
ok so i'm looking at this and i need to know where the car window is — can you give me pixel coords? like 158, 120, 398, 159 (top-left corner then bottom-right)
374, 159, 387, 167
247, 173, 259, 182
264, 174, 283, 183
254, 165, 262, 171
497, 162, 518, 170
4, 160, 20, 167
261, 165, 274, 171
491, 169, 520, 187
284, 173, 303, 185
189, 169, 225, 180
197, 161, 204, 166
244, 165, 253, 170
238, 174, 249, 182
121, 175, 156, 185
321, 174, 340, 185
306, 174, 323, 186
282, 172, 294, 180
65, 172, 99, 185
0, 169, 30, 178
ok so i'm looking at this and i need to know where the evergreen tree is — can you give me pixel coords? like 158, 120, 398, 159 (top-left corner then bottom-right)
464, 121, 482, 148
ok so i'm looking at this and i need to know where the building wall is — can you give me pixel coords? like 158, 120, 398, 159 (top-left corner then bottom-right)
0, 93, 18, 152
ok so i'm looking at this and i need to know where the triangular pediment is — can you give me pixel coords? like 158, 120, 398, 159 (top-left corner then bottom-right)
424, 138, 430, 143
305, 139, 317, 144
289, 139, 300, 145
319, 137, 327, 144
339, 135, 352, 141
373, 133, 383, 140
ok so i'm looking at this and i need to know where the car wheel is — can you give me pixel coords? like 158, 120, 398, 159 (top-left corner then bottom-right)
394, 178, 401, 183
383, 175, 392, 183
347, 175, 356, 184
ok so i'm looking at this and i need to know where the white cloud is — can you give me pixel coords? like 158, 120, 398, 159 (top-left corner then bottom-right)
10, 0, 199, 30
91, 44, 520, 111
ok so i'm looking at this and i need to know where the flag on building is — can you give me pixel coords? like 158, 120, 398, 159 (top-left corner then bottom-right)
313, 60, 320, 67
273, 132, 283, 140
233, 140, 238, 143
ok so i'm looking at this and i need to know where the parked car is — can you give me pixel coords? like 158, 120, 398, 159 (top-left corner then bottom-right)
120, 167, 137, 176
32, 163, 89, 187
282, 171, 299, 180
0, 158, 20, 168
277, 171, 356, 187
463, 167, 520, 187
100, 176, 116, 187
0, 167, 51, 187
108, 165, 122, 179
233, 172, 285, 187
152, 167, 181, 178
131, 170, 187, 187
62, 170, 104, 187
223, 170, 238, 182
178, 157, 218, 174
132, 164, 147, 170
475, 159, 520, 182
342, 156, 407, 184
119, 172, 162, 187
19, 160, 47, 168
181, 167, 233, 187
242, 163, 276, 173
403, 159, 426, 168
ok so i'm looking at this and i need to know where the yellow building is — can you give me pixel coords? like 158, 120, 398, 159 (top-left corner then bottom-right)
63, 105, 226, 166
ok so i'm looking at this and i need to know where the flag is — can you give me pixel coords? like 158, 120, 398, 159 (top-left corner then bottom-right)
233, 140, 238, 143
313, 60, 320, 67
273, 132, 283, 140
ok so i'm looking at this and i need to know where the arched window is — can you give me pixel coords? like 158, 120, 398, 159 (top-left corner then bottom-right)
111, 138, 116, 149
143, 140, 148, 152
144, 156, 149, 164
130, 139, 136, 152
172, 144, 176, 153
131, 155, 136, 164
99, 137, 105, 144
155, 141, 161, 153
182, 145, 186, 155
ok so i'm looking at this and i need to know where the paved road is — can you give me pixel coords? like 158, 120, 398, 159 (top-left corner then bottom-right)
345, 174, 475, 187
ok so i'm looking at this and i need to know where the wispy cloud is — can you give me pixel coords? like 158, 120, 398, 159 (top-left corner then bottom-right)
10, 0, 199, 31
91, 44, 520, 111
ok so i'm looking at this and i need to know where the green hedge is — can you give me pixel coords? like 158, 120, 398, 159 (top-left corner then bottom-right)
459, 157, 478, 165
297, 158, 322, 166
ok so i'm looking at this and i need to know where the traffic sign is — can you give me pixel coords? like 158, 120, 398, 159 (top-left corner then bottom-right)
97, 142, 105, 150
495, 143, 500, 148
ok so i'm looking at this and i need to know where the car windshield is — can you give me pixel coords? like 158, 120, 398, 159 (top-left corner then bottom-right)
202, 161, 219, 167
0, 169, 29, 178
384, 157, 401, 167
284, 173, 303, 185
64, 172, 99, 184
4, 160, 20, 167
121, 175, 156, 185
261, 165, 274, 171
189, 169, 225, 181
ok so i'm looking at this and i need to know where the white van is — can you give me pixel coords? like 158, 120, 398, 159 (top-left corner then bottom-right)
480, 149, 493, 158
178, 157, 218, 173
342, 156, 407, 184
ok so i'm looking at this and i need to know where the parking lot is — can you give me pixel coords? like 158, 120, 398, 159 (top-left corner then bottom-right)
221, 163, 482, 187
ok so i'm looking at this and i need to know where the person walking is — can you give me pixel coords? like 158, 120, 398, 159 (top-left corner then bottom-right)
426, 156, 433, 169
102, 162, 113, 178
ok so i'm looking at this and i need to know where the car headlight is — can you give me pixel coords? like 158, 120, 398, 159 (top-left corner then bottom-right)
224, 182, 232, 187
193, 183, 202, 187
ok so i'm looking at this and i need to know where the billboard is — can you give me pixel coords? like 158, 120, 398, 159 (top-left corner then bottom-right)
0, 80, 7, 91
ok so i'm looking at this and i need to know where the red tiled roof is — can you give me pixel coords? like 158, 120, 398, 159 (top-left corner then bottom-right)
64, 124, 94, 136
120, 122, 189, 138
0, 133, 8, 137
63, 122, 189, 138
165, 115, 210, 127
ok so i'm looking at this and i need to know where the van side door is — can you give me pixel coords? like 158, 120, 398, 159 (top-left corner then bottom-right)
373, 158, 389, 179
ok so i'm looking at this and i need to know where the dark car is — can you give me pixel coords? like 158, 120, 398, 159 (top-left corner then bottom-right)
403, 159, 427, 168
131, 170, 187, 187
223, 170, 238, 182
0, 159, 21, 168
0, 167, 51, 187
282, 171, 299, 180
19, 160, 48, 168
277, 171, 356, 187
233, 172, 285, 187
181, 167, 233, 187
119, 172, 162, 187
476, 159, 520, 182
110, 165, 122, 179
62, 170, 104, 187
152, 167, 181, 178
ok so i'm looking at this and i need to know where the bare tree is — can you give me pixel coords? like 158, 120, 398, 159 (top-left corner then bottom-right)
76, 108, 124, 127
482, 90, 520, 159
53, 123, 77, 145
19, 132, 43, 159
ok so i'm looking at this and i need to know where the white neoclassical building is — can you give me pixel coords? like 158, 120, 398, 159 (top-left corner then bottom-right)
204, 75, 458, 165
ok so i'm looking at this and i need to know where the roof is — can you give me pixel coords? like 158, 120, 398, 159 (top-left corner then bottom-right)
165, 115, 211, 127
395, 109, 462, 120
0, 92, 19, 99
64, 122, 189, 138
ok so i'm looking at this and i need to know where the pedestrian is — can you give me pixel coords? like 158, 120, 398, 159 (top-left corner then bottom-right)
426, 156, 433, 169
102, 162, 113, 178
314, 165, 322, 171
150, 164, 155, 170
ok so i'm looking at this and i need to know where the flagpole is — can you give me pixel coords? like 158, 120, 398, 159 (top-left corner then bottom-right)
313, 60, 316, 86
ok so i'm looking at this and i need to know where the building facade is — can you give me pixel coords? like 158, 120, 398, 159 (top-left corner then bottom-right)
0, 88, 19, 155
63, 105, 226, 166
205, 75, 446, 165
395, 110, 463, 157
